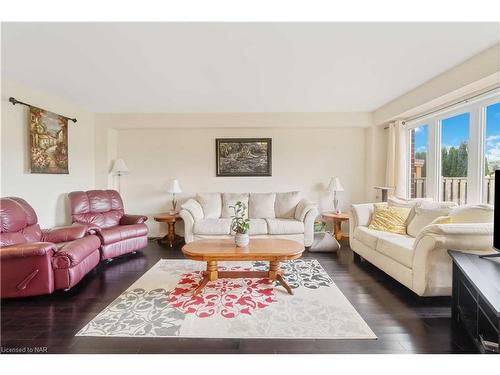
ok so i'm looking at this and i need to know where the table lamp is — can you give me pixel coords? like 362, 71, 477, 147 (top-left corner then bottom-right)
328, 177, 344, 214
111, 158, 129, 193
167, 179, 182, 214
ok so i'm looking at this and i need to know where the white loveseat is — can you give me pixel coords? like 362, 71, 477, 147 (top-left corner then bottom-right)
349, 200, 495, 296
179, 192, 318, 246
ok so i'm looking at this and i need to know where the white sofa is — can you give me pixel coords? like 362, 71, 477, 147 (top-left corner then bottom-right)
349, 200, 495, 296
179, 192, 318, 246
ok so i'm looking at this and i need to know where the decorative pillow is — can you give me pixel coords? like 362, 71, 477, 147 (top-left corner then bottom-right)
181, 199, 204, 221
449, 204, 494, 223
406, 201, 457, 237
221, 193, 249, 218
249, 193, 276, 219
368, 203, 411, 235
196, 193, 222, 219
275, 191, 301, 218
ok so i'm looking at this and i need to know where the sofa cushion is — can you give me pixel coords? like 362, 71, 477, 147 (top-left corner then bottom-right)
449, 204, 494, 223
406, 201, 457, 237
196, 193, 222, 219
353, 226, 381, 248
249, 193, 276, 219
266, 218, 304, 234
275, 191, 301, 218
248, 219, 268, 235
99, 224, 149, 245
221, 193, 249, 218
193, 218, 231, 235
376, 235, 415, 269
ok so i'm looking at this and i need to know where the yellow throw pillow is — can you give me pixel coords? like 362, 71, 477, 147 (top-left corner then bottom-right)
430, 215, 452, 225
368, 203, 411, 235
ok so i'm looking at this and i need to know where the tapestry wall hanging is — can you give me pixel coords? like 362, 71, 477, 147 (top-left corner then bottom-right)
216, 138, 272, 177
29, 107, 69, 174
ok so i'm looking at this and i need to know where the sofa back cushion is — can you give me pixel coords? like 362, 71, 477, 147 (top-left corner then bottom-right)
368, 203, 411, 235
406, 201, 457, 237
221, 193, 249, 218
0, 197, 42, 246
196, 193, 222, 219
69, 190, 124, 229
449, 204, 494, 223
249, 193, 276, 219
275, 191, 301, 219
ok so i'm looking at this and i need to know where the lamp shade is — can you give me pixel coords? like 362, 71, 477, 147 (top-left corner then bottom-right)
328, 177, 344, 192
167, 179, 182, 194
111, 159, 129, 175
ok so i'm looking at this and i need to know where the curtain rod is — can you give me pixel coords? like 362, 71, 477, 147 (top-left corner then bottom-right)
9, 97, 77, 123
383, 85, 500, 129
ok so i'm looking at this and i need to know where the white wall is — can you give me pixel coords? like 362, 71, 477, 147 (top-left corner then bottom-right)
1, 80, 95, 228
95, 113, 371, 236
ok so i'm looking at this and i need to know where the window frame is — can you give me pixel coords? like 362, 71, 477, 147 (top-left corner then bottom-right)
406, 92, 500, 204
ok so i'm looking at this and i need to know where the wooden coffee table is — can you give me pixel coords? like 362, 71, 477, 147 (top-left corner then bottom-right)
182, 239, 304, 296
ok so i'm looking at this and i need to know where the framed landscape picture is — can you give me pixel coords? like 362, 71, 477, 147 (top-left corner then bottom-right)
29, 107, 69, 174
216, 138, 272, 177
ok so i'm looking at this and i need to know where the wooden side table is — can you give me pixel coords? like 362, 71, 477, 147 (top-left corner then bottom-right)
154, 213, 183, 247
321, 212, 350, 241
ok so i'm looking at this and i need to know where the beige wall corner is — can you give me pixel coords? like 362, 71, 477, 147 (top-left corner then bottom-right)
1, 79, 96, 227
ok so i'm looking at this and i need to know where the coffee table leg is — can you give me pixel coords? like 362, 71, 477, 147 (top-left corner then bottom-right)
276, 273, 294, 295
269, 261, 279, 279
269, 261, 293, 295
193, 261, 218, 296
192, 275, 209, 296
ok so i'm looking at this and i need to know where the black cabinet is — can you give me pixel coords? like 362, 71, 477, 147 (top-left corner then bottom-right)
449, 251, 500, 353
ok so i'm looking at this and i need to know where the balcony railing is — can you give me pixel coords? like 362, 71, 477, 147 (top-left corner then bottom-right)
412, 177, 495, 205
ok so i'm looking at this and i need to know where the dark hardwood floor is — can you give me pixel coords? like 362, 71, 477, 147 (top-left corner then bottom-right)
0, 238, 477, 354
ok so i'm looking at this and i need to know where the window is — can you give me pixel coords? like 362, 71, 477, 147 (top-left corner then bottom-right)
406, 94, 499, 205
483, 102, 500, 204
440, 113, 469, 204
409, 124, 428, 198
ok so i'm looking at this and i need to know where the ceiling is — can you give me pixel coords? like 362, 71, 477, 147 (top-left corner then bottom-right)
2, 22, 499, 113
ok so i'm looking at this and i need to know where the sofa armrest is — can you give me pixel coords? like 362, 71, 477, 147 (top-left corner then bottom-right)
41, 224, 96, 243
294, 199, 319, 247
0, 242, 56, 260
417, 222, 493, 237
180, 199, 204, 222
412, 223, 494, 295
294, 199, 317, 222
179, 208, 195, 243
52, 235, 101, 268
120, 214, 148, 225
350, 203, 377, 237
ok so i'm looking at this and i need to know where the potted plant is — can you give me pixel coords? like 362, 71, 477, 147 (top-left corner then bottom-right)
230, 201, 250, 247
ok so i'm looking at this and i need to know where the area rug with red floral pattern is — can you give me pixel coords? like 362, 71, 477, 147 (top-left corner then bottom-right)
77, 259, 376, 339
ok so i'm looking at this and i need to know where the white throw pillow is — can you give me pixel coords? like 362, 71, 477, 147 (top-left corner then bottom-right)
388, 196, 433, 224
196, 193, 222, 219
221, 193, 249, 218
406, 201, 457, 237
449, 204, 494, 223
275, 191, 301, 218
249, 193, 276, 219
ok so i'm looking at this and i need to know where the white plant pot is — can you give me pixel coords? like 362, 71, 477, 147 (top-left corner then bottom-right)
235, 233, 249, 247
